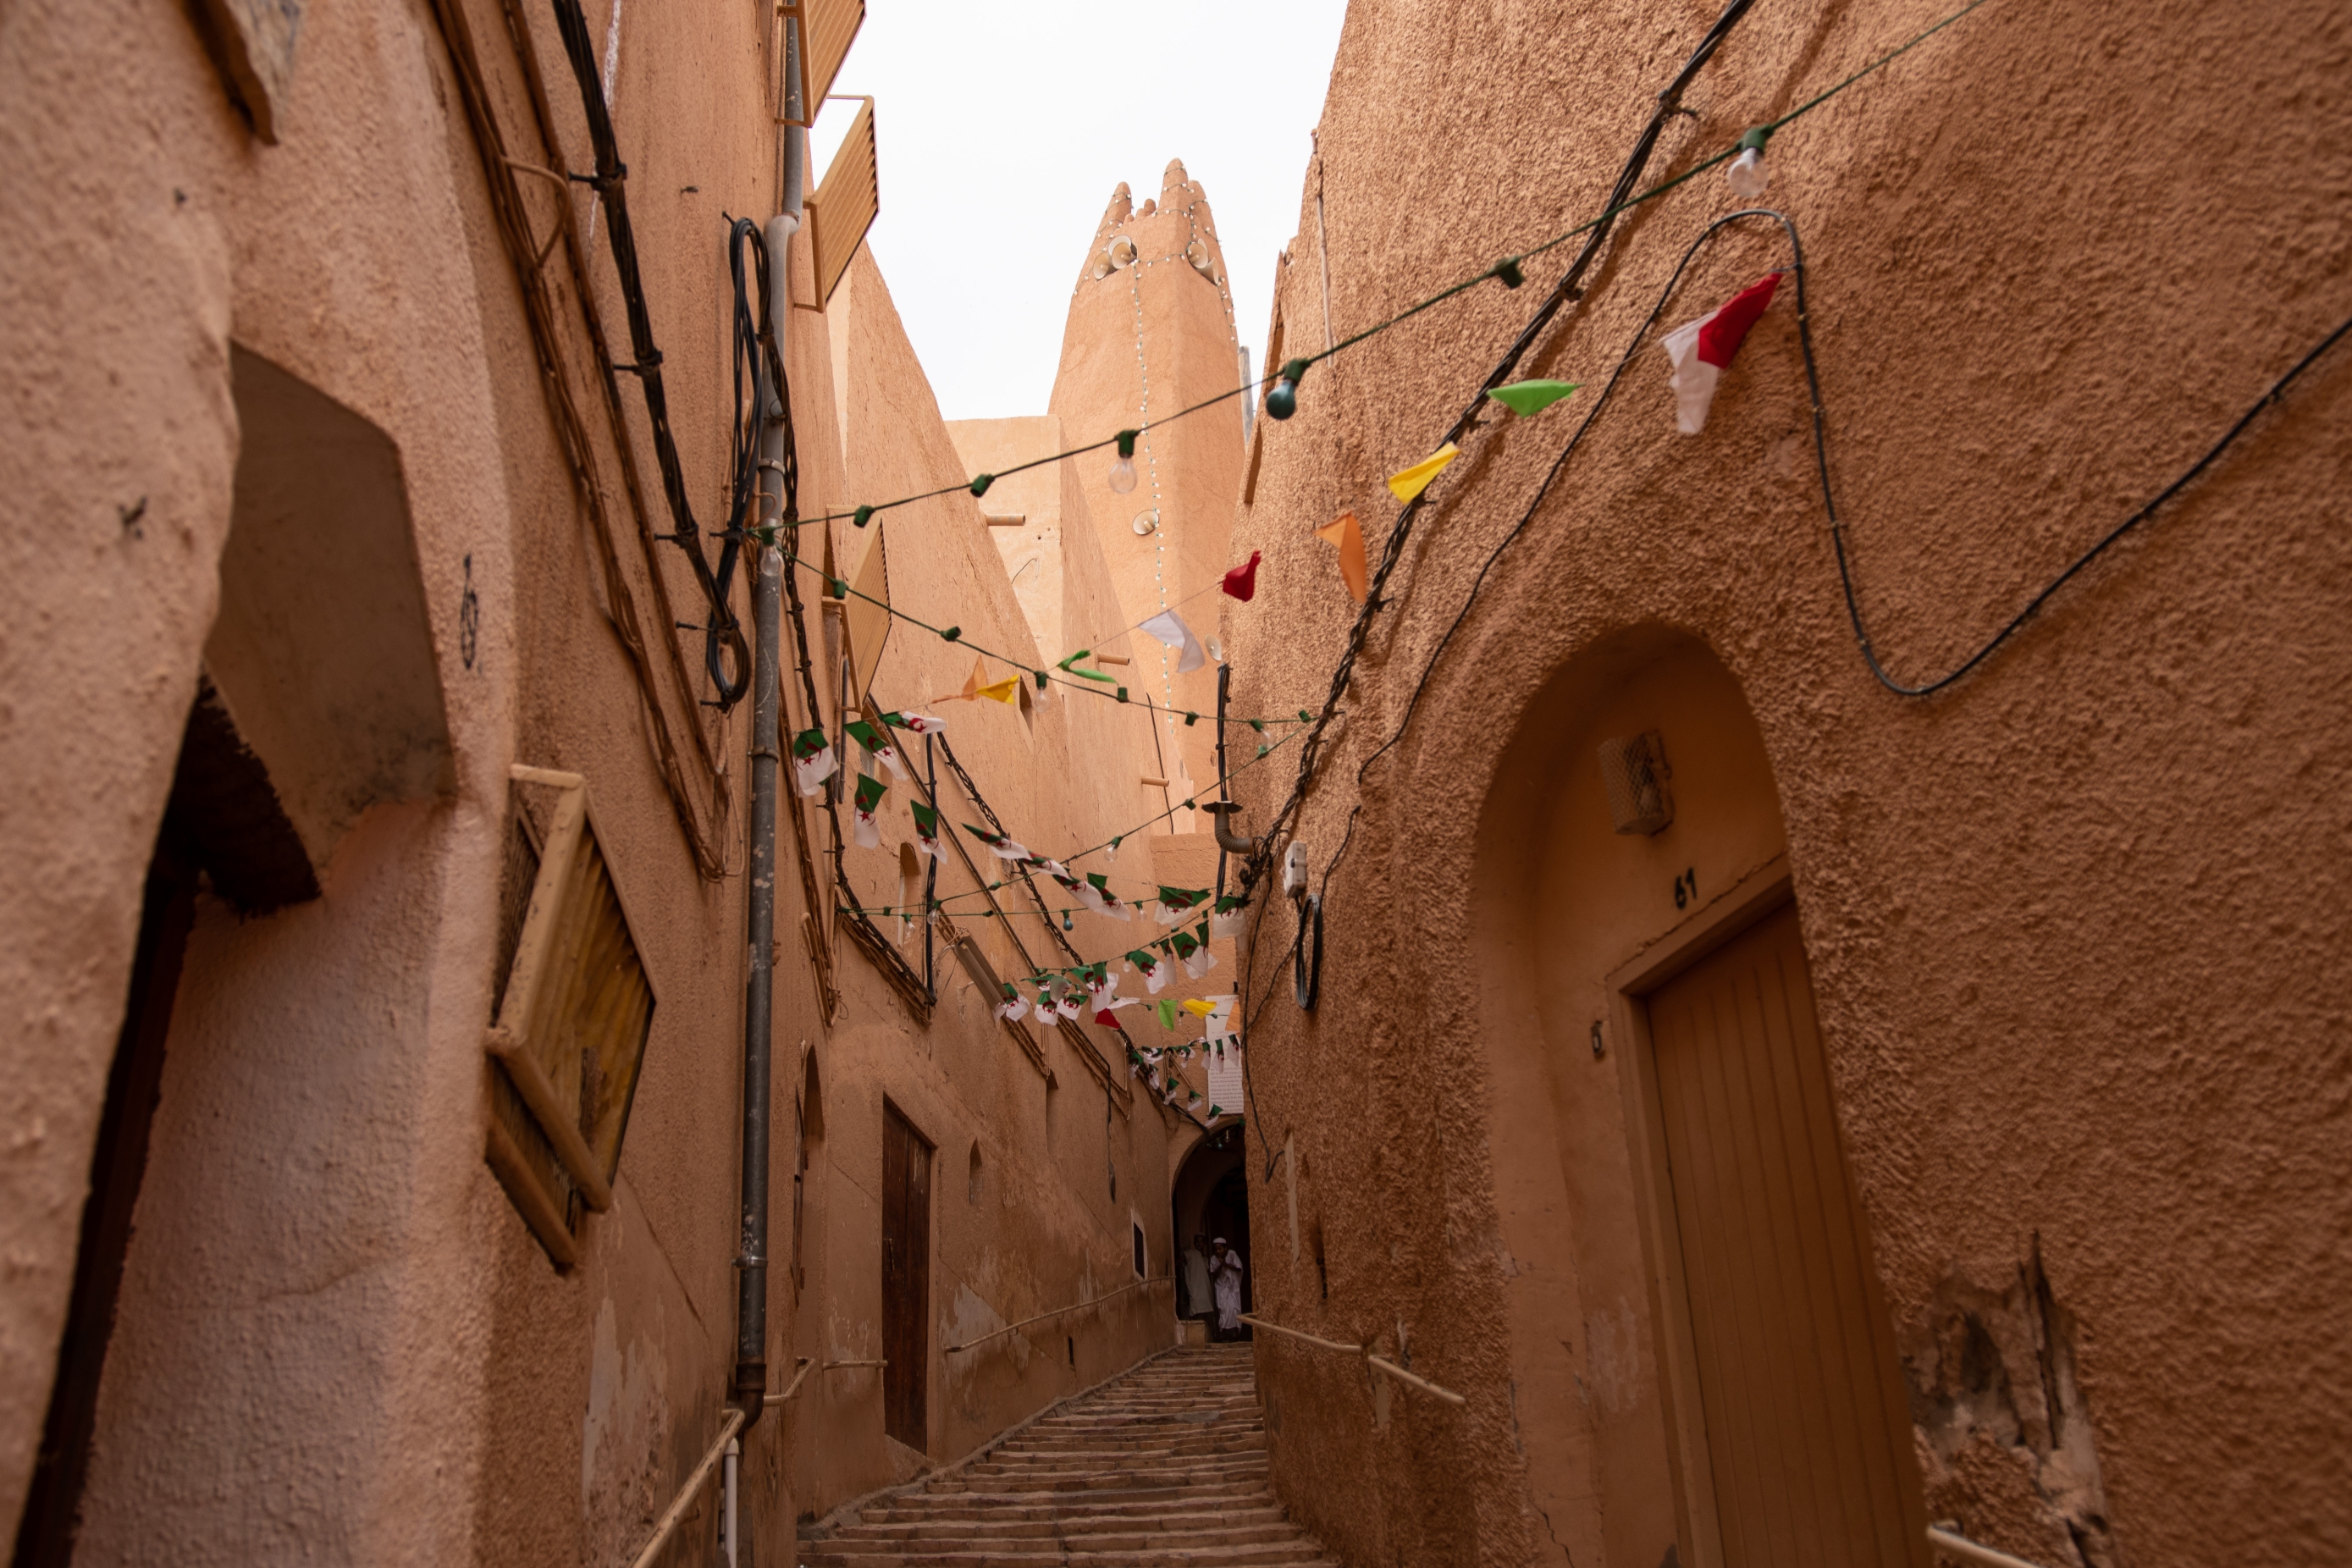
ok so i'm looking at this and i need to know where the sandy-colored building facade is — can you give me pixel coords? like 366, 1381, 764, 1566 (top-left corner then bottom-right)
1217, 3, 2350, 1567
0, 2, 1251, 1564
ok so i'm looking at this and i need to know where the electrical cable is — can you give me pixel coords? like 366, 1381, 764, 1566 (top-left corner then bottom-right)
548, 0, 751, 705
763, 0, 2000, 539
1232, 0, 1772, 901
831, 721, 1308, 919
784, 552, 1306, 726
1315, 209, 2352, 894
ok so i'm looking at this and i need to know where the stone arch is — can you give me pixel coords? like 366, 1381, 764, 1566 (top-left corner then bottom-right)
1471, 626, 1922, 1568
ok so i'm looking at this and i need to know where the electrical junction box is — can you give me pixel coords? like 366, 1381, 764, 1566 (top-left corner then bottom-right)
1282, 842, 1310, 897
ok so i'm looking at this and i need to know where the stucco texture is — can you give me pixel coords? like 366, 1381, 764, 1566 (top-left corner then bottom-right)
0, 1, 1206, 1564
1221, 3, 2350, 1566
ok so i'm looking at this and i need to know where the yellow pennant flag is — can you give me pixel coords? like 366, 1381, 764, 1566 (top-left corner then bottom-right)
1181, 998, 1217, 1018
1312, 510, 1367, 604
975, 675, 1022, 704
1386, 442, 1460, 504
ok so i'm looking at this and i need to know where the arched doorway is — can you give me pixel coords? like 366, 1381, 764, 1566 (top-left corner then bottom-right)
1474, 628, 1927, 1568
1169, 1124, 1251, 1339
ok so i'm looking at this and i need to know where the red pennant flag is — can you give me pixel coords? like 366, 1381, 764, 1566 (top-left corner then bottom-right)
1221, 549, 1262, 602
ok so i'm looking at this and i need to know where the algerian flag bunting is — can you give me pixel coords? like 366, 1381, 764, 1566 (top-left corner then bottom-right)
965, 824, 1032, 861
852, 773, 886, 848
1209, 892, 1248, 941
1128, 948, 1168, 995
909, 800, 942, 860
792, 728, 836, 797
1153, 886, 1207, 927
844, 719, 908, 780
885, 710, 947, 736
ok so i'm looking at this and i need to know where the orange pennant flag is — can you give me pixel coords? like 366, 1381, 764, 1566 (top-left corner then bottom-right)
1313, 511, 1367, 604
938, 655, 987, 703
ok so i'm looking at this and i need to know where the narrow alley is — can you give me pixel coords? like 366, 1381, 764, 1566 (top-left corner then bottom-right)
2, 2, 2346, 1567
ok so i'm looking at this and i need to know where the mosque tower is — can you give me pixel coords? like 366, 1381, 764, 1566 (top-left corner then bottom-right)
1046, 160, 1248, 829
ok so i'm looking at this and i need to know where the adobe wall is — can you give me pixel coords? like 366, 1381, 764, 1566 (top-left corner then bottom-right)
1222, 2, 2352, 1565
786, 246, 1190, 1519
0, 3, 1198, 1565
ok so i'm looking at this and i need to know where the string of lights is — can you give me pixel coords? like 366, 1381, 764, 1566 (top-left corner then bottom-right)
832, 721, 1306, 920
734, 0, 1998, 543
784, 551, 1310, 726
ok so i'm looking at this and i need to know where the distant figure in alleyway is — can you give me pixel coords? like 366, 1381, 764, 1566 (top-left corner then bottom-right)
1210, 1237, 1245, 1336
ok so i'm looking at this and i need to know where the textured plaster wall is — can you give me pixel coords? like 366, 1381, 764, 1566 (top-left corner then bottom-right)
0, 1, 1200, 1564
1223, 3, 2352, 1566
787, 246, 1190, 1522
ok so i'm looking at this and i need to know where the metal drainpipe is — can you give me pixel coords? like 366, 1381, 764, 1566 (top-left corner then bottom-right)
730, 0, 808, 1463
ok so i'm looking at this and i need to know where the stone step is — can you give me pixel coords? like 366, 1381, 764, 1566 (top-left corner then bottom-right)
847, 1505, 1289, 1540
803, 1348, 1330, 1568
799, 1546, 1333, 1568
862, 1493, 1278, 1525
820, 1521, 1309, 1554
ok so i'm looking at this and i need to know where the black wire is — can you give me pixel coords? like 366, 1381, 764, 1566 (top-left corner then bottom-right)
547, 0, 750, 706
1319, 209, 2352, 897
1234, 0, 1763, 899
1820, 302, 2352, 695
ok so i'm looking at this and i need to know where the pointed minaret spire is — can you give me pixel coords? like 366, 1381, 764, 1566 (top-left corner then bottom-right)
1099, 181, 1134, 236
1162, 158, 1190, 192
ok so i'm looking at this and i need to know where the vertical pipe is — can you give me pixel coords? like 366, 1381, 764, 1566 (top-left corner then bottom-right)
733, 16, 806, 1439
922, 735, 938, 994
735, 533, 780, 1426
720, 1438, 739, 1568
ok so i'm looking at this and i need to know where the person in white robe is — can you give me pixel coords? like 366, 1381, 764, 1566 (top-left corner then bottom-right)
1210, 1237, 1245, 1335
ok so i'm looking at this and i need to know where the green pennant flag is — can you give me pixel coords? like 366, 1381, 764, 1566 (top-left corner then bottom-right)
1487, 378, 1582, 417
1155, 998, 1180, 1030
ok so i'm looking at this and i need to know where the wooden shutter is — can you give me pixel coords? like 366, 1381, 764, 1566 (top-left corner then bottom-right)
1648, 903, 1928, 1568
777, 0, 864, 126
807, 97, 877, 306
483, 766, 656, 1268
881, 1102, 931, 1449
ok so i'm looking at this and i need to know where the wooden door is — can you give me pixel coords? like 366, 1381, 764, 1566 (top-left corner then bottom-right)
881, 1103, 930, 1449
1647, 903, 1927, 1568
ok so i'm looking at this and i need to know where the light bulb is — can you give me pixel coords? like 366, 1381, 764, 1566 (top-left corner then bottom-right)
1266, 357, 1309, 421
1727, 146, 1768, 198
1727, 129, 1771, 201
1109, 428, 1139, 492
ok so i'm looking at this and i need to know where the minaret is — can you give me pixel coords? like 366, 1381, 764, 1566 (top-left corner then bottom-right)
1046, 159, 1248, 829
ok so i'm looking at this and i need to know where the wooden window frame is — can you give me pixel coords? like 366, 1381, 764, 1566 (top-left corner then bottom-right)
483, 765, 657, 1269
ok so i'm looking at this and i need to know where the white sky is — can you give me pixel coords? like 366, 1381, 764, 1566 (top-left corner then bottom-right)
808, 0, 1350, 423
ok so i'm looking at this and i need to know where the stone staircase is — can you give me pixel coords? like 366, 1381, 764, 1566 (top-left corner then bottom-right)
797, 1344, 1339, 1567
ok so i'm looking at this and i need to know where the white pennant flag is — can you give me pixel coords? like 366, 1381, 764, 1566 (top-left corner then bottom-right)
1138, 608, 1207, 674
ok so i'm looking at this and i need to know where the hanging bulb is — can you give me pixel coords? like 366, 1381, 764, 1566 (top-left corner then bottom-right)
1063, 908, 1074, 931
1109, 428, 1139, 493
1266, 357, 1310, 421
1727, 128, 1770, 200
